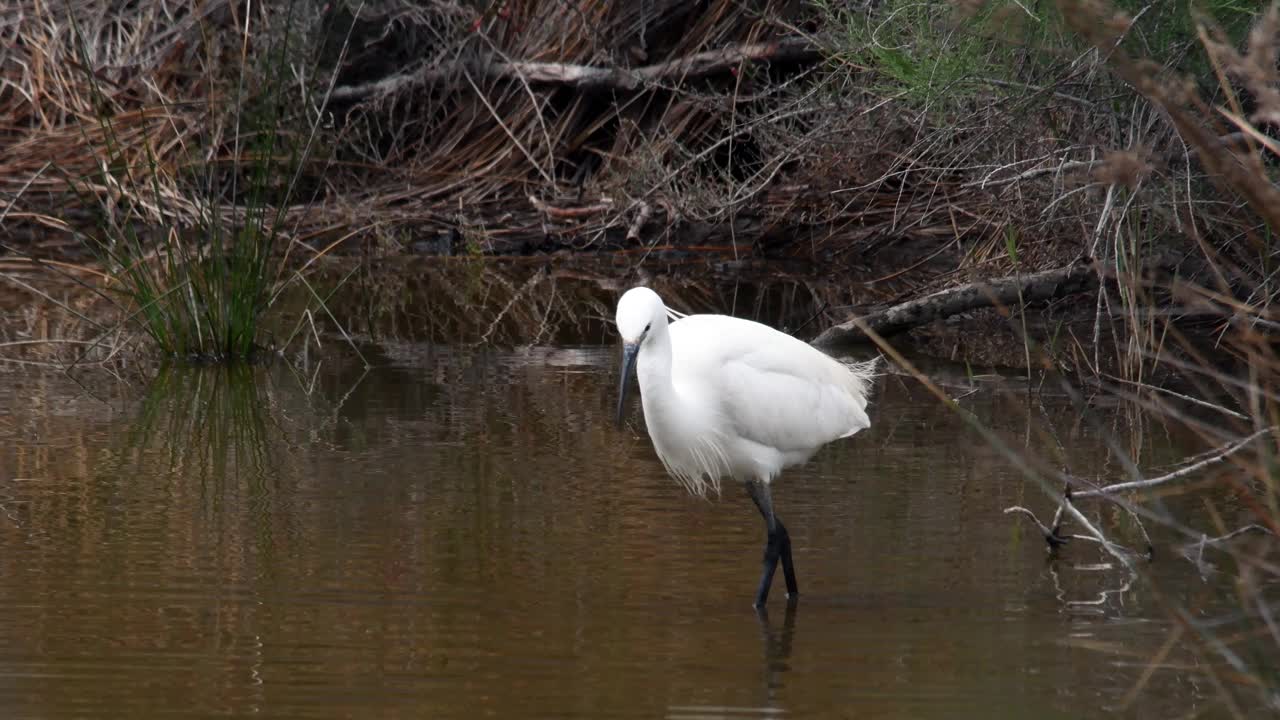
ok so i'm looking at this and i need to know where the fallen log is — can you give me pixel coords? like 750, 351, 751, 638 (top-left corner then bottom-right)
812, 258, 1100, 348
330, 37, 818, 101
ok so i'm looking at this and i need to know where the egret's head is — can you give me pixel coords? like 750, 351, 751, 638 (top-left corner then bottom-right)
614, 286, 665, 345
614, 286, 666, 429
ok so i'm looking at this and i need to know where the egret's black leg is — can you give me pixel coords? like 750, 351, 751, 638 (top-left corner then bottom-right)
778, 525, 798, 599
745, 480, 799, 607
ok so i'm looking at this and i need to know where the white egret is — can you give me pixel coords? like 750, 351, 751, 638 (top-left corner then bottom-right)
614, 286, 875, 607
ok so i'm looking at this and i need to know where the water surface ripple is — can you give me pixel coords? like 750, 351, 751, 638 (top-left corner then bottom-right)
0, 348, 1226, 718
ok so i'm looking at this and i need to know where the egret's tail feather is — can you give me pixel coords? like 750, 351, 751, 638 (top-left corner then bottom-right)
839, 356, 881, 406
829, 355, 878, 439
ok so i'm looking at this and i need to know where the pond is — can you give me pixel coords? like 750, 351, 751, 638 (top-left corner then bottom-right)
0, 263, 1253, 718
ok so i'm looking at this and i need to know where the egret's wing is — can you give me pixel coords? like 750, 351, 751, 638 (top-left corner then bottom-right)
667, 313, 873, 452
717, 345, 871, 452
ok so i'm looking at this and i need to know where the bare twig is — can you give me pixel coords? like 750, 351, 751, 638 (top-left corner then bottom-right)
963, 159, 1098, 189
1074, 426, 1276, 498
1096, 373, 1249, 420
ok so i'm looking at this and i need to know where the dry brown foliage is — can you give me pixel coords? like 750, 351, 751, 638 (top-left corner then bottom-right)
0, 0, 1115, 286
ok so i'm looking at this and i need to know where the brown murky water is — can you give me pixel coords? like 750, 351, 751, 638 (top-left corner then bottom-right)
0, 340, 1242, 718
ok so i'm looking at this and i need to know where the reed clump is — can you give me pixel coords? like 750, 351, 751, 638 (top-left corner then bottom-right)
2, 1, 351, 362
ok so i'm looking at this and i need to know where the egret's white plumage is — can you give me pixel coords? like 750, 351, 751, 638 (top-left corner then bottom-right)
614, 286, 875, 605
615, 287, 875, 495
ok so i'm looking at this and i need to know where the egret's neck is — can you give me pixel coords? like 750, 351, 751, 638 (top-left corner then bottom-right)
637, 327, 676, 399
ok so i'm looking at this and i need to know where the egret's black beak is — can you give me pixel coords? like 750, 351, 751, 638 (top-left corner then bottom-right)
616, 341, 640, 429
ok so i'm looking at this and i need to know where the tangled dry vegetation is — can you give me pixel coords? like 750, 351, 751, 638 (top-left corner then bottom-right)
0, 0, 1269, 304
0, 0, 1170, 266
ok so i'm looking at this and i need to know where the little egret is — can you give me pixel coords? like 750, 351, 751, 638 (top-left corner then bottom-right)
614, 287, 875, 607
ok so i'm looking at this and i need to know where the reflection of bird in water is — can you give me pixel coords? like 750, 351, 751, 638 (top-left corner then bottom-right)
665, 605, 797, 720
757, 603, 797, 697
614, 286, 875, 607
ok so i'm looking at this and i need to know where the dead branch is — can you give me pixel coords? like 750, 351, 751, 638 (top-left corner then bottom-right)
1053, 495, 1138, 567
1005, 500, 1140, 567
813, 258, 1100, 348
529, 195, 613, 219
330, 37, 819, 101
1183, 525, 1275, 573
1074, 426, 1276, 498
1004, 506, 1075, 546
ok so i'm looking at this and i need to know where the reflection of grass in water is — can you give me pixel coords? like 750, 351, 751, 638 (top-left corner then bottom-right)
126, 364, 277, 492
304, 257, 871, 348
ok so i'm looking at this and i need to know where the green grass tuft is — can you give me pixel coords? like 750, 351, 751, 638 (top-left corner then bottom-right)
63, 1, 344, 364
